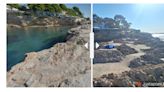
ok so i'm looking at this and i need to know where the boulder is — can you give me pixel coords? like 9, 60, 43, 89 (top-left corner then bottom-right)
117, 44, 138, 55
129, 54, 164, 68
93, 66, 164, 87
141, 54, 163, 65
129, 58, 144, 68
94, 50, 123, 64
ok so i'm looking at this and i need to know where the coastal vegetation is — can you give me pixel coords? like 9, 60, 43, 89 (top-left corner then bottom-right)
7, 4, 89, 28
93, 14, 131, 30
7, 4, 83, 17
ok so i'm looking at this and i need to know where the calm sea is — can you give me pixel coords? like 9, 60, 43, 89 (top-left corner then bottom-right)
7, 26, 70, 71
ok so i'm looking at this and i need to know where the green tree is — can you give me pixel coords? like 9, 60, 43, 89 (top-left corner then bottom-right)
18, 5, 27, 11
51, 4, 62, 13
66, 8, 77, 16
44, 4, 55, 12
28, 4, 37, 11
8, 4, 20, 9
114, 15, 125, 22
38, 4, 45, 11
59, 4, 67, 11
114, 15, 131, 29
27, 4, 45, 11
104, 18, 116, 28
72, 6, 83, 17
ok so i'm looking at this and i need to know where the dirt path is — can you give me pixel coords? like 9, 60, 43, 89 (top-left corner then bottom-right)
93, 43, 150, 78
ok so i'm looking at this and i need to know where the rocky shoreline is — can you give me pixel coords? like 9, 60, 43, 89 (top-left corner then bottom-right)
7, 24, 91, 87
93, 29, 164, 87
7, 14, 89, 28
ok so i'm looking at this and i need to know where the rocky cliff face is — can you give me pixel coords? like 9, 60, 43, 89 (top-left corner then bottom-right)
7, 14, 87, 27
7, 25, 91, 87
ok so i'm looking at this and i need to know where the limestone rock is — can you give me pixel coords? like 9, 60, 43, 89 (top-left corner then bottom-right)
94, 50, 123, 64
117, 44, 138, 55
93, 65, 164, 87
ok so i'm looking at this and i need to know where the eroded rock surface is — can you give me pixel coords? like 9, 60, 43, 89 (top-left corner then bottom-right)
7, 14, 87, 28
117, 44, 138, 55
93, 65, 164, 87
94, 50, 123, 64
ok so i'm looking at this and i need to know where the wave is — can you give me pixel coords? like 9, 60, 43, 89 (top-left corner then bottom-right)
152, 34, 164, 41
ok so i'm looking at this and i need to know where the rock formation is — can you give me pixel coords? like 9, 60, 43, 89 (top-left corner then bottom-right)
93, 24, 164, 87
7, 25, 91, 87
93, 30, 164, 87
116, 44, 138, 55
94, 50, 123, 64
7, 14, 87, 28
94, 65, 164, 87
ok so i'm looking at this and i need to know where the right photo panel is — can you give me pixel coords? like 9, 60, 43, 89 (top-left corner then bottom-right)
93, 4, 164, 87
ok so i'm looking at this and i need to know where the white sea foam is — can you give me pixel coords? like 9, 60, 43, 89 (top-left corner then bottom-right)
152, 34, 164, 41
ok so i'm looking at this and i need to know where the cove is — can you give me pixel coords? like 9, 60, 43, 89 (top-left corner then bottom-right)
7, 26, 70, 71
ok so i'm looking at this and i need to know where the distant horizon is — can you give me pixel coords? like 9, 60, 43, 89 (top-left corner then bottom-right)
93, 4, 164, 33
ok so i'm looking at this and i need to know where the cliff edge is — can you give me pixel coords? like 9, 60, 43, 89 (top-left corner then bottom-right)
7, 25, 91, 87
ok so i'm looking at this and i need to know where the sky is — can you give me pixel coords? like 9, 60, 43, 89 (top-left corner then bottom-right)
93, 4, 164, 33
66, 4, 91, 18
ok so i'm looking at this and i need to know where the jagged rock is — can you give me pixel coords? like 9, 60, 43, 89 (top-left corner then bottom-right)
94, 50, 123, 64
129, 54, 164, 68
93, 14, 164, 87
7, 12, 88, 27
117, 44, 138, 55
93, 78, 113, 87
129, 58, 145, 68
93, 73, 133, 87
141, 54, 163, 65
145, 48, 164, 58
128, 70, 148, 82
93, 66, 164, 87
112, 78, 132, 87
101, 73, 116, 79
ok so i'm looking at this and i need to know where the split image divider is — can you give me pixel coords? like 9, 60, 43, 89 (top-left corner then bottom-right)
6, 3, 164, 87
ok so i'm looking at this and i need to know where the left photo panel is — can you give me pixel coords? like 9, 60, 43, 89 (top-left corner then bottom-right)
7, 4, 91, 87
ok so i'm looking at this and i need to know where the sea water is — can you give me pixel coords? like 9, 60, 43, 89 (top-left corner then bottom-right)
7, 26, 70, 71
152, 33, 164, 41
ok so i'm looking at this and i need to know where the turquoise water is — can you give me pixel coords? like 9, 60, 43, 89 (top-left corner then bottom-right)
7, 26, 70, 71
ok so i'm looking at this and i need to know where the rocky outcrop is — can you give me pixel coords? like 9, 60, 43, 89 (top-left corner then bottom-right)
117, 44, 138, 55
7, 25, 90, 87
124, 32, 164, 48
7, 14, 88, 28
129, 54, 164, 68
93, 65, 164, 87
94, 33, 164, 87
93, 14, 164, 87
143, 48, 164, 58
94, 50, 123, 64
129, 58, 144, 68
141, 54, 163, 64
